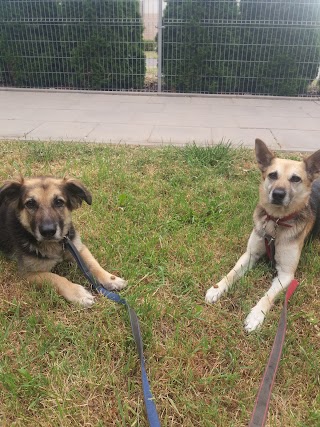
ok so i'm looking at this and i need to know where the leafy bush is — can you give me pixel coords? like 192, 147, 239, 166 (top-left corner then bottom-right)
162, 0, 239, 94
162, 0, 320, 96
144, 40, 157, 52
239, 0, 320, 96
0, 0, 145, 90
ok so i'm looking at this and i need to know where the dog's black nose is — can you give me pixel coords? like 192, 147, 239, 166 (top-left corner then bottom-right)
272, 188, 286, 204
39, 223, 57, 238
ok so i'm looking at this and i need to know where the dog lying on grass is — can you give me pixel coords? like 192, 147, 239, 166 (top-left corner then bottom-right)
0, 176, 126, 307
206, 139, 320, 332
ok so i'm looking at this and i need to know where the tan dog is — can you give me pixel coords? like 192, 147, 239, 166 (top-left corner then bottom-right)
0, 176, 126, 306
206, 139, 320, 331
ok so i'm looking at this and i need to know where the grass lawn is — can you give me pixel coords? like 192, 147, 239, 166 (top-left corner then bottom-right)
0, 140, 319, 426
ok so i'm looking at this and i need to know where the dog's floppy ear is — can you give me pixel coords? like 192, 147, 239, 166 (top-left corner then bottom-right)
255, 139, 275, 172
63, 178, 92, 210
0, 178, 23, 206
304, 149, 320, 180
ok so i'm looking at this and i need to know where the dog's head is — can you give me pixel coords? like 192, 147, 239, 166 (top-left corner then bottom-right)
0, 176, 92, 241
255, 139, 320, 214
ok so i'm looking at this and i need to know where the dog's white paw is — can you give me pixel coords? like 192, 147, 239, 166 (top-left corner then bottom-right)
69, 284, 95, 308
205, 285, 224, 304
244, 307, 266, 333
99, 274, 127, 291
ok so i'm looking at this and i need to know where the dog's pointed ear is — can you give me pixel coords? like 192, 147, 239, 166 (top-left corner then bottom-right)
0, 178, 23, 206
255, 139, 275, 172
63, 178, 92, 210
304, 149, 320, 180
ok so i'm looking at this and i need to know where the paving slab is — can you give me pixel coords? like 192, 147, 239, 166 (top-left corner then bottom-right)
27, 121, 97, 141
22, 108, 84, 122
270, 130, 320, 152
210, 128, 278, 149
236, 116, 298, 130
0, 89, 319, 151
149, 124, 211, 144
253, 106, 310, 118
0, 119, 43, 139
87, 123, 154, 143
76, 109, 136, 124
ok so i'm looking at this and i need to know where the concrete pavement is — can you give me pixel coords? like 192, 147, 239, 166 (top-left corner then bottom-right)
0, 89, 320, 151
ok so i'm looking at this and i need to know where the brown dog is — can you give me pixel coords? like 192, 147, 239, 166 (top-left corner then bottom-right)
206, 139, 320, 331
0, 176, 126, 306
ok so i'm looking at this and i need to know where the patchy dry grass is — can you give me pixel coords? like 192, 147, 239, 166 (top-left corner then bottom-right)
0, 141, 319, 426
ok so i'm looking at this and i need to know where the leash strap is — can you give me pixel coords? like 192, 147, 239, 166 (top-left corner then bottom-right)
63, 237, 161, 427
248, 279, 299, 427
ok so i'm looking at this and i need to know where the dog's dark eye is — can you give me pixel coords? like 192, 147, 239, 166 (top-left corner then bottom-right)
25, 199, 37, 210
290, 175, 301, 183
268, 172, 278, 180
54, 198, 65, 208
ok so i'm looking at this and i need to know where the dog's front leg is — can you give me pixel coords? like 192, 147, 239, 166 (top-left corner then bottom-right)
25, 272, 95, 307
78, 245, 127, 291
244, 243, 301, 332
206, 230, 265, 303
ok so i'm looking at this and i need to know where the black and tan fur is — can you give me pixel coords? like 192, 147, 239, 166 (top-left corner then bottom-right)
0, 176, 126, 307
206, 139, 320, 332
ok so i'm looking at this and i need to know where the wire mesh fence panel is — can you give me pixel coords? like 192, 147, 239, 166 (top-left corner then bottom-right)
0, 0, 320, 96
0, 0, 146, 91
161, 0, 320, 96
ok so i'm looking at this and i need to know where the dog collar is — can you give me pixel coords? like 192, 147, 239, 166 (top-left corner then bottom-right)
264, 211, 299, 228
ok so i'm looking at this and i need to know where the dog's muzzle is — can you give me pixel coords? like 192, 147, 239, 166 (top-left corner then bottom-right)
271, 188, 286, 205
39, 222, 57, 239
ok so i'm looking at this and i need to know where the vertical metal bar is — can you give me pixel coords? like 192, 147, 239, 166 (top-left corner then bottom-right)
157, 0, 163, 93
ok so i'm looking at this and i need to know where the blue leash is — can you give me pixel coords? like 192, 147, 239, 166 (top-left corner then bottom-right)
63, 236, 161, 427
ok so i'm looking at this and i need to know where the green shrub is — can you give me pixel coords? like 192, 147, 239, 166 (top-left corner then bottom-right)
144, 40, 157, 52
0, 0, 145, 90
0, 1, 68, 88
162, 0, 320, 96
162, 0, 239, 94
239, 0, 320, 96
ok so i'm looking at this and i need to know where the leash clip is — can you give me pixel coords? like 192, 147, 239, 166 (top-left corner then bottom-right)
265, 234, 275, 245
61, 235, 68, 252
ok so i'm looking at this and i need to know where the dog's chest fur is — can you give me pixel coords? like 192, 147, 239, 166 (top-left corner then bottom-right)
23, 240, 64, 260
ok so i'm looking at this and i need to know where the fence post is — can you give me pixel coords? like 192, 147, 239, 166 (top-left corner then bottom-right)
157, 0, 163, 93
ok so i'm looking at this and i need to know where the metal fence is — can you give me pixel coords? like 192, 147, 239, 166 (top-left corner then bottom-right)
0, 0, 320, 96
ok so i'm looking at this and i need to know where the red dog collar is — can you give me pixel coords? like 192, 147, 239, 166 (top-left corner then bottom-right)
264, 211, 299, 228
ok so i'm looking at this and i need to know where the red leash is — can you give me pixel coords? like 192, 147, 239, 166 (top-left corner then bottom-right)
248, 279, 299, 427
248, 218, 299, 426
